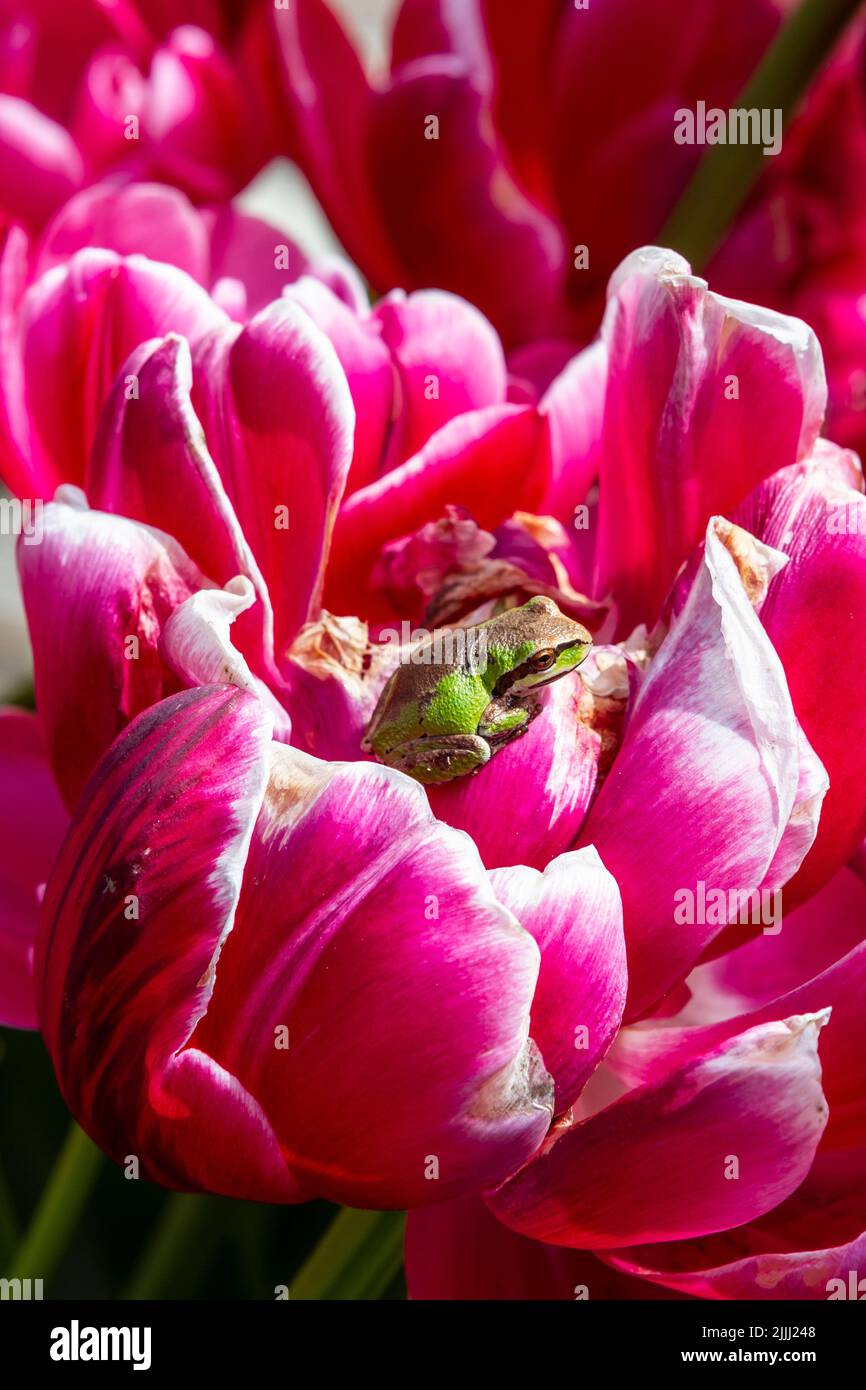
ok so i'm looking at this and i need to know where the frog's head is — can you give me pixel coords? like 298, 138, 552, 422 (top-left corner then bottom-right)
492, 595, 593, 693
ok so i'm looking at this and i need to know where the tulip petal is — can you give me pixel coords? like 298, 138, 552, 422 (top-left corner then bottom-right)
36, 685, 296, 1200
487, 1014, 828, 1249
686, 866, 866, 1018
267, 0, 400, 289
369, 57, 566, 346
579, 516, 825, 1018
0, 709, 67, 1029
429, 675, 601, 872
736, 444, 866, 904
161, 579, 292, 740
36, 182, 211, 284
490, 848, 626, 1111
194, 746, 553, 1206
283, 276, 394, 495
20, 249, 227, 486
0, 95, 84, 229
405, 1194, 683, 1301
87, 332, 278, 681
191, 298, 355, 663
372, 288, 507, 467
0, 224, 37, 499
206, 204, 309, 317
326, 405, 548, 619
17, 487, 204, 807
539, 339, 607, 526
613, 936, 866, 1150
605, 1148, 866, 1300
593, 248, 826, 633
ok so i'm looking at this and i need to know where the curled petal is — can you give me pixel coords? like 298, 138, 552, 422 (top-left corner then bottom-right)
737, 444, 866, 905
17, 487, 203, 807
487, 1015, 829, 1249
579, 517, 825, 1018
161, 579, 292, 740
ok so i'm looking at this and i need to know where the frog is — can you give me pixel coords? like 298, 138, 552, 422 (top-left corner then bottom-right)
361, 595, 592, 785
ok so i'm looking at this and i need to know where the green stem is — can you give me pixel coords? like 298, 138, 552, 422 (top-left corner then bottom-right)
290, 1207, 405, 1300
4, 1122, 102, 1285
123, 1193, 217, 1300
661, 0, 864, 270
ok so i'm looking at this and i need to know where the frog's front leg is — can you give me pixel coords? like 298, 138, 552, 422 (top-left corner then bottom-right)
478, 696, 538, 750
390, 734, 491, 785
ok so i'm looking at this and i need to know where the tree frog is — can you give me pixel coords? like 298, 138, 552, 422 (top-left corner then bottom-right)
362, 596, 592, 785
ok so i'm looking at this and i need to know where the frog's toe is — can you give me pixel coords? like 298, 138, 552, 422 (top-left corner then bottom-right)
399, 734, 491, 785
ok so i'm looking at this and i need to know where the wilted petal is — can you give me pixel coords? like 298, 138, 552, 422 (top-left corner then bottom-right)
0, 710, 67, 1029
487, 1015, 828, 1249
490, 848, 626, 1111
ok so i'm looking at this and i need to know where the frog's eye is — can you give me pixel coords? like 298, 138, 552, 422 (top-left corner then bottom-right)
527, 649, 556, 672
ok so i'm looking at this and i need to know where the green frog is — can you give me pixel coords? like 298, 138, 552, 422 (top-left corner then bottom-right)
362, 596, 592, 784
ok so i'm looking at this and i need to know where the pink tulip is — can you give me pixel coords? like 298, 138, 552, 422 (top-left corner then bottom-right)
0, 2, 270, 229
253, 0, 866, 458
1, 239, 865, 1296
